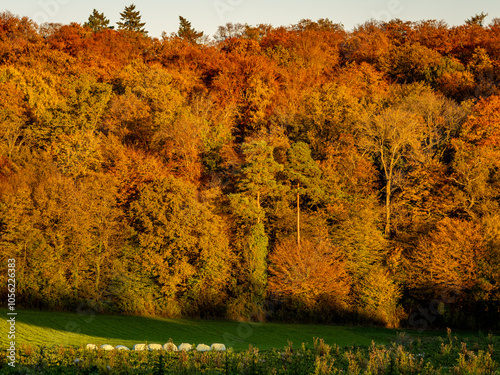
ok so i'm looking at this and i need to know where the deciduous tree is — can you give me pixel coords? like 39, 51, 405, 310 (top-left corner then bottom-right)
408, 218, 485, 304
268, 238, 350, 311
360, 105, 424, 236
130, 176, 232, 316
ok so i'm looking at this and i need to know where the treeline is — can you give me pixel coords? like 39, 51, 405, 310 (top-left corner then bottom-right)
0, 9, 499, 329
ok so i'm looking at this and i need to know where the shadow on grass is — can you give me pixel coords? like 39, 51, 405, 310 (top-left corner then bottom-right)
0, 307, 402, 350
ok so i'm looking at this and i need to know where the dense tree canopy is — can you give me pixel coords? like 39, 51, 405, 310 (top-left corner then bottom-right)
1, 10, 500, 329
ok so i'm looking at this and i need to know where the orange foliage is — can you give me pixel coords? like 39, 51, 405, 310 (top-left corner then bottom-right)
2, 10, 500, 325
268, 238, 351, 308
460, 95, 500, 148
46, 23, 92, 56
343, 21, 391, 68
0, 12, 41, 61
408, 218, 488, 302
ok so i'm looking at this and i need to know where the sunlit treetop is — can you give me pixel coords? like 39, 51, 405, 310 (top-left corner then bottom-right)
117, 4, 147, 35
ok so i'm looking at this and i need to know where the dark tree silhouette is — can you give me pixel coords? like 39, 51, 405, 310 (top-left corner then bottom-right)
117, 4, 147, 35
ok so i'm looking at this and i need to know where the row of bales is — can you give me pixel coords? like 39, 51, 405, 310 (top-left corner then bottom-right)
86, 342, 226, 352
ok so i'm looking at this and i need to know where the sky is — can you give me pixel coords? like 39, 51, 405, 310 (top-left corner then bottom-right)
1, 0, 500, 39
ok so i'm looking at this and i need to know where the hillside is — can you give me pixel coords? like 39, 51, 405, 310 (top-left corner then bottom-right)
0, 10, 499, 329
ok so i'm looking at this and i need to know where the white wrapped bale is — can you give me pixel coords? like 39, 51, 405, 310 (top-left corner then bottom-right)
115, 345, 130, 351
100, 344, 114, 351
133, 343, 148, 351
178, 343, 192, 351
211, 343, 226, 351
85, 344, 98, 350
163, 342, 178, 351
148, 343, 163, 351
196, 343, 211, 352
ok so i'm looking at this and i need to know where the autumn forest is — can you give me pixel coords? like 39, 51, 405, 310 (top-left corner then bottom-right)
0, 6, 499, 330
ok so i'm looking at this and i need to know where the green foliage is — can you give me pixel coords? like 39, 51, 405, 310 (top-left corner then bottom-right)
200, 120, 233, 173
129, 176, 232, 317
330, 198, 387, 279
284, 142, 323, 203
228, 193, 263, 224
244, 222, 268, 295
84, 9, 110, 33
177, 16, 204, 43
227, 195, 270, 319
358, 266, 402, 328
117, 4, 147, 35
466, 12, 488, 27
239, 140, 284, 210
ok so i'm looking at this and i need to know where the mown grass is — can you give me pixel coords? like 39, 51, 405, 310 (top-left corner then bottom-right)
0, 308, 401, 350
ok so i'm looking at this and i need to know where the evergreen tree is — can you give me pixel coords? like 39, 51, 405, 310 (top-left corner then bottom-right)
177, 16, 203, 43
245, 222, 269, 300
239, 140, 283, 221
284, 142, 323, 247
229, 140, 283, 313
466, 12, 488, 27
117, 4, 147, 35
84, 9, 110, 33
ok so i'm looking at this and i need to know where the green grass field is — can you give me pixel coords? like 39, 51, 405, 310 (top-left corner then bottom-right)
1, 308, 499, 374
0, 308, 406, 351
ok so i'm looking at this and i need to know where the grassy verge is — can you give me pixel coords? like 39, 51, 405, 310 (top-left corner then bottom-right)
0, 332, 498, 374
0, 308, 401, 350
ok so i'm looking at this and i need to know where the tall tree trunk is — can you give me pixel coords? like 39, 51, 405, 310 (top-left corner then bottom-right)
96, 242, 101, 295
385, 178, 391, 236
257, 191, 260, 224
297, 183, 301, 248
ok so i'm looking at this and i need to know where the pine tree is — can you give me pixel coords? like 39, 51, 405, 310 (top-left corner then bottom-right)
84, 9, 110, 33
177, 16, 203, 43
466, 12, 488, 27
117, 4, 147, 35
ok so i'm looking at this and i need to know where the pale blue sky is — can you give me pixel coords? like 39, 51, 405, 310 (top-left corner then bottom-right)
2, 0, 500, 38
